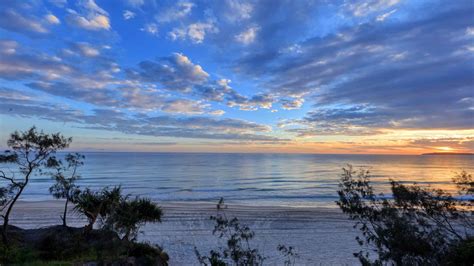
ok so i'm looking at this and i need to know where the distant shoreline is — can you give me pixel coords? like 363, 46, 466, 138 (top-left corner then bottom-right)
421, 152, 474, 156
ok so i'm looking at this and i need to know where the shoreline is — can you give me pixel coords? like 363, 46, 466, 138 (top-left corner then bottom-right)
10, 200, 360, 265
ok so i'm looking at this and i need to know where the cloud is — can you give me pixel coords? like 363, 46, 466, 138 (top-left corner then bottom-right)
376, 9, 397, 22
71, 42, 100, 57
125, 0, 145, 8
0, 8, 49, 36
0, 40, 18, 54
223, 0, 253, 22
209, 109, 225, 116
66, 0, 111, 31
161, 99, 209, 115
345, 0, 400, 17
226, 92, 273, 111
123, 10, 136, 20
169, 21, 218, 43
280, 105, 385, 136
156, 1, 194, 23
235, 26, 259, 45
280, 98, 304, 110
409, 137, 474, 151
48, 0, 67, 7
237, 4, 474, 132
141, 23, 158, 36
1, 88, 284, 142
128, 53, 209, 92
45, 14, 60, 25
0, 45, 72, 80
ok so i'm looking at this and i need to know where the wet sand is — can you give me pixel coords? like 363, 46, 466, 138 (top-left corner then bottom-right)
10, 201, 360, 265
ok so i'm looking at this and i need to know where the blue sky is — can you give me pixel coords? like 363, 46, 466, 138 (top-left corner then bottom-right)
0, 0, 473, 154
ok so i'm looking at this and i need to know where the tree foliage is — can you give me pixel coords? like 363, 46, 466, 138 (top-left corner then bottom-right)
73, 186, 123, 232
105, 197, 162, 242
336, 165, 474, 265
195, 198, 265, 266
195, 198, 298, 266
48, 153, 84, 227
0, 126, 71, 244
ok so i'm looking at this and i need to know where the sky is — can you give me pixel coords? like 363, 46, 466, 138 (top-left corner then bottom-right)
0, 0, 473, 154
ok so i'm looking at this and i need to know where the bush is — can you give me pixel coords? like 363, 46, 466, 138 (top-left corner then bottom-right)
105, 197, 162, 242
195, 198, 298, 266
73, 186, 123, 232
336, 165, 474, 265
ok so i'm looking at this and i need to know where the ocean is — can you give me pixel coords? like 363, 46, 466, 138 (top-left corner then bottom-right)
14, 153, 474, 207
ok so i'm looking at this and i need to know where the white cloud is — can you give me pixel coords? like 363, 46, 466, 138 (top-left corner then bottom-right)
0, 40, 17, 55
74, 42, 100, 57
280, 98, 304, 110
209, 109, 225, 116
66, 0, 111, 31
235, 26, 259, 45
45, 14, 60, 24
376, 9, 397, 21
0, 9, 49, 35
466, 27, 474, 36
161, 99, 207, 114
347, 0, 400, 17
123, 10, 136, 20
170, 21, 218, 43
169, 28, 186, 41
156, 1, 194, 23
48, 0, 67, 8
224, 0, 253, 22
141, 23, 158, 36
125, 0, 144, 8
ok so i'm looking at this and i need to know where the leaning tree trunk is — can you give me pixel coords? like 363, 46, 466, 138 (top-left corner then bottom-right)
2, 169, 32, 245
2, 184, 26, 245
62, 199, 69, 227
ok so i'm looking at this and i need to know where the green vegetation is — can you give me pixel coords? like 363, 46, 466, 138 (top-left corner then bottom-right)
337, 165, 474, 265
105, 196, 163, 242
195, 198, 298, 266
0, 127, 167, 265
48, 152, 84, 227
1, 127, 472, 265
0, 127, 71, 245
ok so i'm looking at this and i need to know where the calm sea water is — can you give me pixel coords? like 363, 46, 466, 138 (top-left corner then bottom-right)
5, 153, 474, 207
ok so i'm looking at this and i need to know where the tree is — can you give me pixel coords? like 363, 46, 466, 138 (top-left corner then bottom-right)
73, 186, 123, 232
195, 198, 265, 266
0, 127, 71, 244
336, 165, 474, 265
105, 197, 162, 242
277, 244, 299, 266
48, 153, 84, 227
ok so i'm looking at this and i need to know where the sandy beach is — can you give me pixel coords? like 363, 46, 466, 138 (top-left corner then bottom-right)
10, 200, 360, 265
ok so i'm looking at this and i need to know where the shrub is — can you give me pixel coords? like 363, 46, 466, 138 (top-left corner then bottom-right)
336, 165, 474, 265
105, 197, 162, 242
73, 186, 123, 232
195, 198, 298, 266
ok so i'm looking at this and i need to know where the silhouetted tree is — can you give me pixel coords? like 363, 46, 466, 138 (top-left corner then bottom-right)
0, 127, 71, 244
195, 198, 266, 266
105, 197, 162, 241
48, 153, 84, 227
277, 244, 298, 266
195, 198, 299, 266
74, 186, 122, 232
336, 165, 474, 265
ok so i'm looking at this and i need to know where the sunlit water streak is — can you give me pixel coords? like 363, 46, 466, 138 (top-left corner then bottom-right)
2, 153, 473, 207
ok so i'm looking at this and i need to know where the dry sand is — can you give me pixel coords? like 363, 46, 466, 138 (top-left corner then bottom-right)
10, 201, 361, 265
